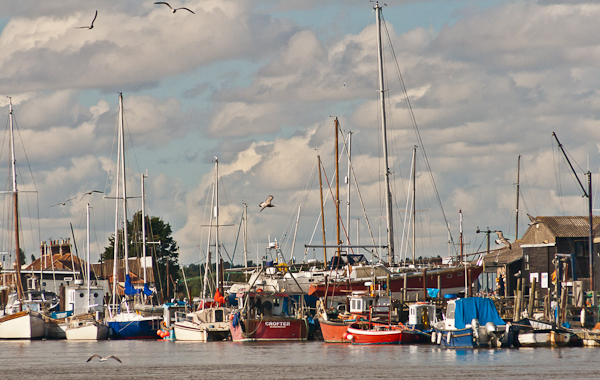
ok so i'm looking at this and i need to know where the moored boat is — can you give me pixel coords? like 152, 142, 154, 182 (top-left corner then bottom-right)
173, 303, 230, 341
229, 290, 308, 342
346, 322, 416, 345
0, 310, 46, 339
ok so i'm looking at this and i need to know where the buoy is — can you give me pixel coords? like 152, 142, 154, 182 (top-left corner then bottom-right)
431, 331, 436, 343
343, 332, 348, 340
156, 330, 162, 336
230, 314, 234, 320
346, 334, 354, 341
437, 331, 442, 345
164, 331, 170, 337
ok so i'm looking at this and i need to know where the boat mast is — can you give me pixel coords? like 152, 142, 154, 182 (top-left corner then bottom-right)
215, 158, 221, 294
515, 155, 521, 240
346, 131, 352, 245
318, 156, 327, 267
141, 172, 148, 284
8, 98, 23, 302
375, 2, 395, 265
86, 203, 91, 311
412, 146, 416, 263
243, 202, 248, 281
120, 93, 130, 280
335, 118, 341, 260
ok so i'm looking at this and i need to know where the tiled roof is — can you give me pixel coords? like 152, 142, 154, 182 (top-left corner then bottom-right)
483, 240, 523, 266
533, 216, 600, 238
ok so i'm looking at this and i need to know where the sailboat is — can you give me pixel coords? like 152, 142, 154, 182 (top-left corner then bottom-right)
104, 93, 162, 339
173, 158, 230, 341
308, 2, 482, 301
65, 203, 109, 340
0, 98, 52, 339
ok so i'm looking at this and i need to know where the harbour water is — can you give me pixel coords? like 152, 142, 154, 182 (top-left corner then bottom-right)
2, 340, 600, 379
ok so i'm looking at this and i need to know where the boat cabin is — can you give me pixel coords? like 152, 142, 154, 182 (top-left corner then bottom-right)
408, 303, 437, 330
236, 291, 294, 318
64, 285, 105, 315
5, 290, 59, 315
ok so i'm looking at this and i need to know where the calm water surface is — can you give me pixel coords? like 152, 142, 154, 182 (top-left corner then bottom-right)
1, 340, 599, 379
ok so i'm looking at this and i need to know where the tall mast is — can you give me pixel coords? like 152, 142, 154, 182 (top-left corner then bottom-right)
86, 203, 91, 310
214, 158, 221, 294
119, 93, 129, 277
141, 172, 148, 284
515, 155, 521, 240
459, 210, 463, 262
412, 146, 417, 263
335, 118, 341, 259
243, 202, 248, 281
375, 2, 395, 265
346, 131, 352, 245
8, 98, 22, 301
202, 178, 214, 298
318, 156, 327, 266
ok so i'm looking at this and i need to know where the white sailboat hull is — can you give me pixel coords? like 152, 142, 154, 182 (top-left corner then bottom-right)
173, 321, 209, 341
0, 311, 46, 339
66, 322, 109, 340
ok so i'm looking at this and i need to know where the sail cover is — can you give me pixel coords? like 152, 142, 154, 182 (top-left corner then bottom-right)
143, 283, 153, 296
124, 274, 140, 296
454, 297, 505, 329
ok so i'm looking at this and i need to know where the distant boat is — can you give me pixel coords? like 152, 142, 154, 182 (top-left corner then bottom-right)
173, 302, 230, 341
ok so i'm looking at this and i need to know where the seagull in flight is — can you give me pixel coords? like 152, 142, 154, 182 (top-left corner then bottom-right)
75, 10, 98, 29
80, 190, 104, 200
154, 2, 195, 14
259, 195, 275, 212
495, 231, 511, 250
50, 197, 77, 207
87, 355, 122, 363
527, 213, 542, 227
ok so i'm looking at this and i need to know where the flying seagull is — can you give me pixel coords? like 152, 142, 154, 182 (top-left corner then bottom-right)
527, 213, 541, 227
259, 195, 275, 212
495, 231, 511, 250
80, 190, 104, 200
75, 10, 98, 29
87, 355, 122, 363
50, 197, 77, 207
154, 2, 195, 14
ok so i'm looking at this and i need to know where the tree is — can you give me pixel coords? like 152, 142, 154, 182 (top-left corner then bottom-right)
102, 211, 179, 302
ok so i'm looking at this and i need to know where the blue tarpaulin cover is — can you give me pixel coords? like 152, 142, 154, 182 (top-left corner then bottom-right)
427, 288, 439, 298
124, 274, 140, 296
143, 283, 153, 296
454, 297, 505, 329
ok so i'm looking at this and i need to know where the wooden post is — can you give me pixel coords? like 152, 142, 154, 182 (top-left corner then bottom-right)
528, 277, 537, 318
422, 268, 427, 301
468, 268, 472, 297
437, 275, 441, 300
403, 274, 407, 302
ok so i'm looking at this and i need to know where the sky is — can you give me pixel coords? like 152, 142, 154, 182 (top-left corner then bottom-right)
1, 0, 600, 269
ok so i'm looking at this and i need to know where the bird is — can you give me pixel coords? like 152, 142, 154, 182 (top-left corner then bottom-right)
259, 195, 275, 212
75, 10, 98, 29
527, 213, 541, 227
80, 190, 104, 200
87, 355, 122, 363
50, 197, 76, 207
154, 2, 195, 14
495, 231, 511, 250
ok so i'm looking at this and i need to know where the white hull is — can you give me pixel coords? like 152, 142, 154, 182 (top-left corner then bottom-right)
517, 331, 571, 347
66, 322, 109, 340
173, 321, 229, 341
0, 311, 46, 339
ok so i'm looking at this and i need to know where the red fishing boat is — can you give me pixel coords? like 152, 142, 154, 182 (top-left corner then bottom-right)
318, 289, 399, 343
229, 290, 309, 342
346, 322, 416, 345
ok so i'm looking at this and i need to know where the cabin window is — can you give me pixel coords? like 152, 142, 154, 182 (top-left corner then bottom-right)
214, 309, 224, 322
80, 293, 84, 298
274, 298, 281, 307
457, 272, 463, 276
446, 274, 452, 278
94, 293, 98, 298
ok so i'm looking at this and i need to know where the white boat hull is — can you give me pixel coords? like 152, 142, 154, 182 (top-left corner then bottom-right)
0, 311, 46, 339
173, 321, 229, 341
66, 322, 109, 340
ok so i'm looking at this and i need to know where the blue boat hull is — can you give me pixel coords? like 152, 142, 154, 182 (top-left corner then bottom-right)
107, 318, 161, 339
435, 327, 475, 348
